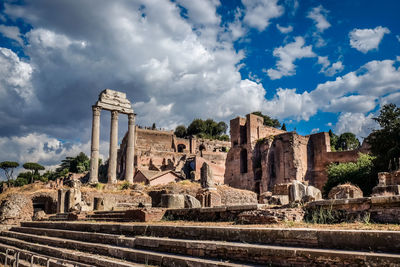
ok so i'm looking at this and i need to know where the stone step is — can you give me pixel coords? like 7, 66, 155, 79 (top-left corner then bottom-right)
92, 210, 127, 215
21, 221, 400, 253
81, 217, 128, 222
0, 242, 92, 267
10, 226, 136, 247
133, 236, 400, 266
0, 235, 139, 267
9, 226, 400, 266
0, 231, 245, 267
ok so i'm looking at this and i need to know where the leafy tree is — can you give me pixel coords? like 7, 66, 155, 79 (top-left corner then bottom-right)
204, 119, 218, 136
56, 152, 89, 174
23, 162, 45, 183
328, 129, 338, 151
336, 132, 360, 151
0, 161, 19, 185
152, 123, 156, 130
215, 121, 228, 136
181, 118, 228, 140
281, 123, 287, 131
367, 103, 400, 171
13, 176, 29, 187
187, 119, 206, 136
174, 125, 187, 138
252, 111, 281, 128
323, 153, 377, 197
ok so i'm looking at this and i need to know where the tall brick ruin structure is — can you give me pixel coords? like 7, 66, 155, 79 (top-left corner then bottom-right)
225, 113, 368, 194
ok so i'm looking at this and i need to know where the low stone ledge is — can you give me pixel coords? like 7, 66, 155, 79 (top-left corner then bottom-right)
19, 221, 400, 253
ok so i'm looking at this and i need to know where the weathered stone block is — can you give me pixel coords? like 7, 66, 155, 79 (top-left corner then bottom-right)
289, 180, 307, 202
161, 194, 185, 209
184, 194, 201, 208
372, 185, 400, 196
273, 183, 290, 195
124, 208, 166, 222
328, 184, 363, 199
196, 189, 221, 208
237, 208, 304, 224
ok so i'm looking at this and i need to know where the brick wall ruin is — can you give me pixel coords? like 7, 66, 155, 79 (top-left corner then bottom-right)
225, 113, 366, 194
117, 127, 230, 184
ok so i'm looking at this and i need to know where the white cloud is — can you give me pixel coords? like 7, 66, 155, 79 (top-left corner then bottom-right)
317, 56, 344, 76
307, 5, 330, 32
349, 26, 390, 53
262, 88, 316, 120
266, 36, 316, 80
0, 48, 35, 104
334, 112, 377, 138
276, 24, 293, 34
261, 58, 400, 122
242, 0, 284, 31
0, 0, 273, 168
325, 95, 376, 113
0, 25, 23, 45
311, 128, 319, 133
27, 28, 87, 49
0, 133, 92, 170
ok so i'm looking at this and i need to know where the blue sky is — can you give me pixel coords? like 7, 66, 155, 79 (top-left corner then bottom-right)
0, 0, 399, 171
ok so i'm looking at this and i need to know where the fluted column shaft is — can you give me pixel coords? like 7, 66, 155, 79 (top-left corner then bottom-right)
89, 106, 101, 183
125, 114, 135, 183
107, 111, 119, 184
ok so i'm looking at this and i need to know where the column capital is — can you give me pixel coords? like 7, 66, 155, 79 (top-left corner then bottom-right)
92, 106, 101, 116
128, 113, 135, 124
111, 110, 119, 119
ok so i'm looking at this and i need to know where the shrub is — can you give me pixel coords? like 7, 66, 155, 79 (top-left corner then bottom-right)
119, 181, 130, 190
323, 153, 377, 197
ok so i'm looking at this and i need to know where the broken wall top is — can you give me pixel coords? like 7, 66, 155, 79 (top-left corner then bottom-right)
95, 89, 133, 114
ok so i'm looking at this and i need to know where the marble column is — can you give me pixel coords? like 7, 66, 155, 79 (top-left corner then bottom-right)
107, 110, 119, 184
89, 106, 101, 183
125, 113, 135, 182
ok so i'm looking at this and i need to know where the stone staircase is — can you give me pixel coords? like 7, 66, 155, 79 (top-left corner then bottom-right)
0, 221, 400, 266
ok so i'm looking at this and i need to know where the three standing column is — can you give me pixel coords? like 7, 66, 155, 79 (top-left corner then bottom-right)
89, 106, 101, 184
107, 110, 119, 184
125, 113, 136, 183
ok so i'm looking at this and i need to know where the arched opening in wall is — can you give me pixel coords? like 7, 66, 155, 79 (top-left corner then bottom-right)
32, 196, 57, 214
177, 144, 186, 153
240, 149, 248, 174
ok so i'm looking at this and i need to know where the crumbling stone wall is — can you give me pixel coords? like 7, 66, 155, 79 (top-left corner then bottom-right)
0, 191, 57, 224
117, 127, 230, 184
225, 114, 363, 194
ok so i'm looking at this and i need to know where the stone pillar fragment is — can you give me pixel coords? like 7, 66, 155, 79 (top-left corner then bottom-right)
125, 113, 135, 182
108, 111, 119, 184
89, 106, 101, 183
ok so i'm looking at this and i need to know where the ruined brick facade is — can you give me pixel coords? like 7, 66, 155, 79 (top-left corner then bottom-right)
117, 127, 230, 184
225, 113, 367, 193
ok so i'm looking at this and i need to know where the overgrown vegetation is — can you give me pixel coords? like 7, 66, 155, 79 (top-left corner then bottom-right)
119, 181, 130, 190
367, 103, 400, 172
174, 118, 229, 141
324, 153, 377, 197
304, 205, 372, 224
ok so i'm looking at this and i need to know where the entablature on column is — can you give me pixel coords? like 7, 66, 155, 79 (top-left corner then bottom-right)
95, 88, 134, 114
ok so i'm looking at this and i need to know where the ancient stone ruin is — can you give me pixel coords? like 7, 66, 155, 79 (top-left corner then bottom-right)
225, 113, 369, 193
89, 89, 135, 184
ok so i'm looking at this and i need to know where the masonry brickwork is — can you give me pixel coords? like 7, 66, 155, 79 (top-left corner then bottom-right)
225, 113, 368, 194
117, 127, 230, 184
